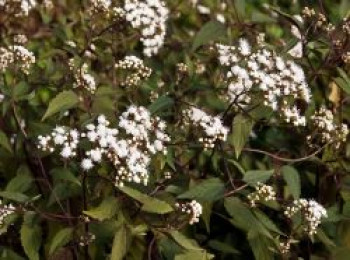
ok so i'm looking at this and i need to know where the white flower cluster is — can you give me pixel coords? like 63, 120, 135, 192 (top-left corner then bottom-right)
247, 182, 276, 207
78, 232, 96, 247
0, 45, 35, 74
0, 199, 15, 226
124, 0, 169, 56
183, 107, 228, 149
37, 126, 80, 159
216, 39, 311, 126
87, 0, 111, 15
307, 107, 349, 148
0, 0, 36, 17
175, 200, 202, 225
69, 60, 97, 94
279, 239, 292, 254
13, 34, 28, 44
115, 56, 152, 86
38, 106, 170, 187
284, 199, 327, 236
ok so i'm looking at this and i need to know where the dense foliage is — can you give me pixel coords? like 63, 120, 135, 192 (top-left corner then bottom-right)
0, 0, 350, 259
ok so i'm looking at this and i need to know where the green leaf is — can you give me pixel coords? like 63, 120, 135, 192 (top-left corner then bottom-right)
111, 224, 129, 260
119, 186, 173, 214
0, 130, 13, 154
230, 114, 254, 158
224, 197, 272, 237
6, 165, 33, 193
148, 95, 174, 114
48, 227, 73, 255
0, 191, 29, 202
175, 251, 214, 260
178, 178, 225, 201
51, 168, 81, 186
42, 90, 79, 121
247, 230, 274, 260
253, 210, 283, 235
334, 77, 350, 95
170, 231, 202, 251
281, 165, 300, 199
192, 21, 226, 51
207, 240, 240, 254
243, 170, 274, 184
83, 197, 119, 221
20, 220, 42, 260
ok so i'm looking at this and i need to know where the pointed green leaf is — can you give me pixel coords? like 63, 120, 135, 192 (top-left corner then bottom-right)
192, 21, 226, 51
20, 220, 42, 260
111, 224, 129, 260
281, 165, 300, 199
49, 227, 73, 255
0, 130, 13, 154
170, 231, 202, 251
83, 197, 119, 221
230, 115, 254, 158
178, 178, 225, 201
42, 90, 79, 121
119, 186, 173, 214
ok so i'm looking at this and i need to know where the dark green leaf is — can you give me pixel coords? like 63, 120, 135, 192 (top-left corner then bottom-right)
230, 115, 254, 158
148, 95, 174, 114
0, 130, 13, 154
178, 178, 225, 201
119, 186, 173, 214
20, 219, 42, 260
111, 224, 129, 260
243, 170, 274, 184
281, 165, 301, 199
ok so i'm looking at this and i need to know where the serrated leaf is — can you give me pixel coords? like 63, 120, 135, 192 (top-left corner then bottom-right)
0, 130, 13, 154
230, 115, 254, 158
119, 186, 173, 214
83, 197, 119, 221
49, 227, 73, 255
243, 170, 274, 184
192, 21, 226, 51
42, 90, 79, 121
111, 224, 129, 260
20, 221, 41, 260
281, 165, 300, 199
51, 168, 81, 186
178, 178, 225, 201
